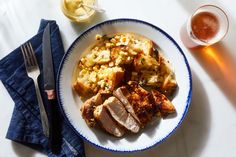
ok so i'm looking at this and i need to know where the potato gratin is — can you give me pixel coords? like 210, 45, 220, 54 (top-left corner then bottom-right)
73, 33, 178, 137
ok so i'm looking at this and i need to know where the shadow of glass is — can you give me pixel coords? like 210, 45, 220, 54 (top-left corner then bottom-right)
186, 43, 236, 106
70, 12, 108, 34
85, 70, 211, 157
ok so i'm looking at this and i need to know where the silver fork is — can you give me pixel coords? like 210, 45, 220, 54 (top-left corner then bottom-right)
21, 42, 49, 137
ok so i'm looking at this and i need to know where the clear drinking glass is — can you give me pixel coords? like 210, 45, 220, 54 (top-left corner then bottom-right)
182, 5, 229, 48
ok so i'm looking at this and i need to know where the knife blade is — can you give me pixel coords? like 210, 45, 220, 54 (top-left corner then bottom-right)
42, 23, 60, 153
43, 24, 55, 97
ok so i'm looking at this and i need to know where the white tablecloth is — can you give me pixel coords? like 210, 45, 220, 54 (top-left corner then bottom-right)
1, 0, 236, 156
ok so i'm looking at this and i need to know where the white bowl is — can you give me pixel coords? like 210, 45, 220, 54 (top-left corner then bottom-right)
57, 18, 192, 152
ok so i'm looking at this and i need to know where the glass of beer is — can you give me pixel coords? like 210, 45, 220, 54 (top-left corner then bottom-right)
184, 5, 229, 47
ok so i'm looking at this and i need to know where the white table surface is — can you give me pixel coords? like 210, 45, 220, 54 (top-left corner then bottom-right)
1, 0, 236, 157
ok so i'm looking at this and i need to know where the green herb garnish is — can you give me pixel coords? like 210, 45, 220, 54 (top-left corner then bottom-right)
141, 58, 145, 64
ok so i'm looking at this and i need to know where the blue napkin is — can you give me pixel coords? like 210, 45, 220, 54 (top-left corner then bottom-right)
0, 19, 85, 157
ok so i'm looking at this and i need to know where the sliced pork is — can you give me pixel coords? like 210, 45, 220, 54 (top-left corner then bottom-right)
104, 97, 140, 133
93, 105, 125, 137
113, 87, 140, 123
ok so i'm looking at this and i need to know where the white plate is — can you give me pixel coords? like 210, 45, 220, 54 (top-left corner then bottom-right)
57, 18, 192, 152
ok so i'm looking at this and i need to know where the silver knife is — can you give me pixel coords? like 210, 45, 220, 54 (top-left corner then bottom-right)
42, 23, 60, 152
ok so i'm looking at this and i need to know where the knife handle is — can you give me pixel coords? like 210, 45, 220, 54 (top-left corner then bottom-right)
47, 98, 61, 153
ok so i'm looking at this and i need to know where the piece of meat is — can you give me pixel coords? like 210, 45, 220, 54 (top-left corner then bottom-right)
151, 89, 176, 117
113, 87, 140, 123
80, 93, 103, 127
104, 97, 140, 133
93, 105, 125, 137
126, 81, 156, 127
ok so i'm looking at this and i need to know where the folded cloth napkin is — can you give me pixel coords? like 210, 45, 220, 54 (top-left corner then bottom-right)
0, 19, 85, 157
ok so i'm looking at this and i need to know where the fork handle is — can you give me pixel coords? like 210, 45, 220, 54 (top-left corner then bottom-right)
34, 80, 50, 137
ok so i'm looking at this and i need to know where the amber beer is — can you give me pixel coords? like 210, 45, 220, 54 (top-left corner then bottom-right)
191, 12, 219, 43
181, 5, 229, 48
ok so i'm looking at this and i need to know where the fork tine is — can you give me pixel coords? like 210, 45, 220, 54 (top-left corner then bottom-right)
28, 42, 38, 66
25, 42, 35, 67
22, 43, 31, 66
21, 44, 30, 67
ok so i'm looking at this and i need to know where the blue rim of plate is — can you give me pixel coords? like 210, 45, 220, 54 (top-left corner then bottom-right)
56, 18, 192, 153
